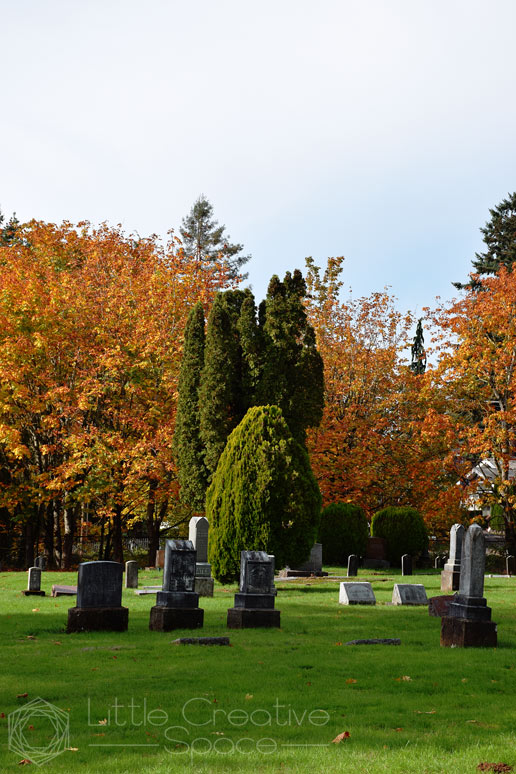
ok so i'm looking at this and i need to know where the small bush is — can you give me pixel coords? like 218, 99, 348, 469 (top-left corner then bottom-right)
371, 506, 427, 565
318, 503, 369, 565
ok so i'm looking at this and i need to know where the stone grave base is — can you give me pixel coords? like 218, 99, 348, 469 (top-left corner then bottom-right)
21, 590, 46, 596
67, 606, 129, 633
281, 570, 328, 578
52, 584, 77, 597
195, 577, 214, 597
227, 607, 281, 629
440, 616, 497, 648
149, 606, 204, 631
440, 568, 460, 592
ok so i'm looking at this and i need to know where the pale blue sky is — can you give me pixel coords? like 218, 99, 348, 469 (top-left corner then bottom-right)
2, 0, 516, 316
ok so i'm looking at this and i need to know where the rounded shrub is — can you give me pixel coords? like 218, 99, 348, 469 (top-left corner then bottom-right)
206, 405, 321, 583
370, 506, 428, 565
318, 503, 369, 565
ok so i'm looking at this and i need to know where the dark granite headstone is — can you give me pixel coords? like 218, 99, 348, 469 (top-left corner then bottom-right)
150, 540, 203, 631
125, 560, 139, 589
21, 567, 45, 596
67, 561, 128, 633
401, 554, 412, 576
228, 551, 280, 628
347, 555, 358, 577
441, 524, 497, 647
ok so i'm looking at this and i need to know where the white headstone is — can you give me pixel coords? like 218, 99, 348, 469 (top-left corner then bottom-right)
189, 517, 209, 563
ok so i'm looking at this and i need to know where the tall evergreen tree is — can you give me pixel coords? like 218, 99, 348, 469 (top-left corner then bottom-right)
0, 209, 19, 245
257, 270, 324, 445
173, 303, 209, 510
454, 192, 516, 289
180, 195, 250, 279
199, 289, 248, 477
410, 318, 427, 374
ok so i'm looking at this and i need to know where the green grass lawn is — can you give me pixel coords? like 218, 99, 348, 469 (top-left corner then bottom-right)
1, 567, 516, 773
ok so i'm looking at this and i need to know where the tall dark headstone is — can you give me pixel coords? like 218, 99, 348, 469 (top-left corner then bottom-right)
441, 524, 464, 591
506, 555, 516, 576
21, 567, 45, 597
67, 561, 128, 632
401, 554, 412, 576
35, 555, 46, 570
227, 551, 280, 628
441, 525, 497, 647
149, 540, 204, 631
347, 555, 358, 577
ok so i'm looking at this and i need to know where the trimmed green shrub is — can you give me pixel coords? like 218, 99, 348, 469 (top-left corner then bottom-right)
371, 506, 428, 565
206, 405, 321, 583
318, 503, 369, 565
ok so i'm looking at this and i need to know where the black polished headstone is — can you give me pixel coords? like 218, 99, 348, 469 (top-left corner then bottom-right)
240, 551, 274, 594
347, 555, 358, 577
401, 554, 412, 576
77, 561, 123, 608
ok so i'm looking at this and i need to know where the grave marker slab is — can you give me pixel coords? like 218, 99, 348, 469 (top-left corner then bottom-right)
21, 566, 45, 596
441, 524, 464, 591
392, 583, 428, 605
125, 560, 139, 589
67, 561, 128, 633
441, 524, 497, 647
150, 540, 204, 631
401, 554, 413, 576
228, 551, 280, 628
189, 517, 214, 596
339, 582, 376, 605
347, 555, 358, 577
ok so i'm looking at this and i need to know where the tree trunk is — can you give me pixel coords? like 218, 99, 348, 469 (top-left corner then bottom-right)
112, 504, 124, 564
62, 502, 76, 569
43, 501, 54, 568
53, 499, 62, 568
24, 516, 35, 569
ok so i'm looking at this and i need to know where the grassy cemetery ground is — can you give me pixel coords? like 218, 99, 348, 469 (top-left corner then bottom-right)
2, 568, 516, 773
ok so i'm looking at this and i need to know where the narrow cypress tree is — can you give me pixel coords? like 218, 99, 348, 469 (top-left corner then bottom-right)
410, 318, 427, 375
199, 290, 247, 477
173, 303, 208, 510
207, 405, 321, 582
257, 270, 324, 445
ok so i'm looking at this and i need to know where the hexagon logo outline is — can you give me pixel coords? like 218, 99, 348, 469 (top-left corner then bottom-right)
8, 697, 70, 766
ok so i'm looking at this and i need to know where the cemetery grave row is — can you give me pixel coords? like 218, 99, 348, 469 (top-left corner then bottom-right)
16, 520, 499, 647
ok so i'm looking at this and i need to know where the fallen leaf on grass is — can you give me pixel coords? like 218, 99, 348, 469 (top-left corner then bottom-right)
1, 713, 5, 718
415, 710, 436, 715
335, 642, 342, 646
395, 676, 412, 682
67, 748, 79, 752
53, 641, 62, 646
345, 679, 357, 684
25, 635, 36, 640
245, 694, 253, 700
31, 609, 39, 613
211, 732, 225, 736
98, 719, 107, 726
395, 727, 403, 732
477, 764, 513, 773
16, 693, 28, 698
461, 678, 468, 683
332, 731, 350, 743
18, 760, 32, 765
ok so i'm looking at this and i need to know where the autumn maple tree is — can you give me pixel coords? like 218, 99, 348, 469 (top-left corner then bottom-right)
0, 220, 229, 567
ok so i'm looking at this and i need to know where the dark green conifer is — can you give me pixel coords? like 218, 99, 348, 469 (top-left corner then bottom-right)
173, 303, 208, 510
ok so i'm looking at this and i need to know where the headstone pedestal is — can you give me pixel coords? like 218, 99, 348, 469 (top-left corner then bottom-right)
149, 540, 204, 631
227, 551, 280, 628
67, 561, 128, 633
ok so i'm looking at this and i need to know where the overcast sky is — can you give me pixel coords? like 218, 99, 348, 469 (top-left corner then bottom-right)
2, 0, 516, 318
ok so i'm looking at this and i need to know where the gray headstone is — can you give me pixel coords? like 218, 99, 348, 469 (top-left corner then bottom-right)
347, 555, 358, 577
163, 539, 196, 593
401, 554, 412, 576
27, 566, 41, 591
392, 583, 428, 605
188, 517, 209, 564
506, 555, 516, 576
339, 582, 376, 605
298, 543, 323, 573
458, 524, 485, 599
77, 561, 123, 608
444, 524, 464, 573
35, 555, 46, 570
125, 560, 139, 589
240, 551, 274, 594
